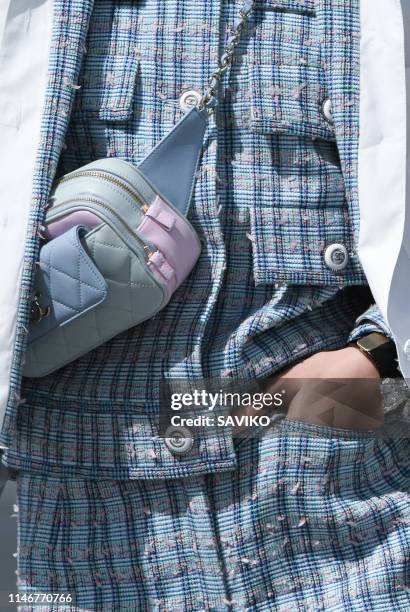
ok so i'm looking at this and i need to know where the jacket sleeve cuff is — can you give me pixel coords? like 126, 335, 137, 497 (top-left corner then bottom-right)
347, 303, 393, 343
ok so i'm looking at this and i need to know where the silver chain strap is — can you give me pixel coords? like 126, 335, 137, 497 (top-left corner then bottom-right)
199, 0, 255, 113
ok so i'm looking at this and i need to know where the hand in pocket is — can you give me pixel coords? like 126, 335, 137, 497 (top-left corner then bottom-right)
263, 347, 384, 431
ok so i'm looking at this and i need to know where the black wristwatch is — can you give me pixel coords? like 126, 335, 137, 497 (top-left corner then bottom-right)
348, 332, 401, 379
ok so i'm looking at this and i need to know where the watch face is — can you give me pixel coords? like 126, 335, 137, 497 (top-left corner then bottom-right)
357, 332, 389, 352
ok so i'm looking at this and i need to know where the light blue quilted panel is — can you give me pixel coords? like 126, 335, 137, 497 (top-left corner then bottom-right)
28, 225, 108, 343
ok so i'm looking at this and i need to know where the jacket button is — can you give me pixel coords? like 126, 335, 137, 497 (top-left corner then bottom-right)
324, 243, 349, 272
164, 426, 194, 455
179, 89, 202, 113
322, 98, 333, 123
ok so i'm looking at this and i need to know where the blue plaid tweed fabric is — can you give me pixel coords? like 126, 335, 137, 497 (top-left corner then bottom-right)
1, 0, 387, 477
15, 422, 410, 611
3, 2, 408, 610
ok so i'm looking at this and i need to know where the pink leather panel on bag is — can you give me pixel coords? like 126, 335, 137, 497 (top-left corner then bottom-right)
138, 195, 201, 297
45, 211, 102, 239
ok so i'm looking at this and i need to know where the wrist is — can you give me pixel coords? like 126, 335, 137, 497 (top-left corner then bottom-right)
345, 345, 381, 378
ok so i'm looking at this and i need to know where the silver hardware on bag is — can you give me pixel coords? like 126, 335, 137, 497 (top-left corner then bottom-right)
199, 0, 255, 113
30, 292, 51, 324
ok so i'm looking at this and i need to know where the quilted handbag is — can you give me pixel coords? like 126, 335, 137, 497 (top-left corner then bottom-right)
23, 1, 254, 378
24, 112, 205, 377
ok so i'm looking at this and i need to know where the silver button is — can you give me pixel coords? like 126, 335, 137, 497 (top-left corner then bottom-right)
179, 89, 202, 113
164, 426, 194, 456
324, 243, 349, 272
322, 98, 333, 123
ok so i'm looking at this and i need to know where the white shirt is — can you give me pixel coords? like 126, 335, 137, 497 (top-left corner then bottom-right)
0, 0, 53, 433
359, 0, 410, 381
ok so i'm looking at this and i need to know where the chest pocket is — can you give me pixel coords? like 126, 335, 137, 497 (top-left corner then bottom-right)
245, 0, 364, 286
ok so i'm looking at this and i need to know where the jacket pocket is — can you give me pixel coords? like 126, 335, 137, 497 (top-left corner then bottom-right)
245, 0, 364, 286
248, 0, 333, 140
77, 54, 140, 122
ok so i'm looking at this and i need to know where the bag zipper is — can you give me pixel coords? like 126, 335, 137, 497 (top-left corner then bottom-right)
58, 170, 150, 213
46, 196, 156, 260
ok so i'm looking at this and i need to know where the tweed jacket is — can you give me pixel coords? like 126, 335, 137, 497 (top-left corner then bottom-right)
0, 0, 407, 477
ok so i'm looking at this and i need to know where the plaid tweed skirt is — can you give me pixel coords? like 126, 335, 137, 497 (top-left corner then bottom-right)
15, 420, 410, 611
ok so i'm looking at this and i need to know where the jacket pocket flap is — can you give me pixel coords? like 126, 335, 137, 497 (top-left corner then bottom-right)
78, 55, 140, 122
28, 225, 108, 344
248, 63, 335, 141
250, 205, 359, 285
